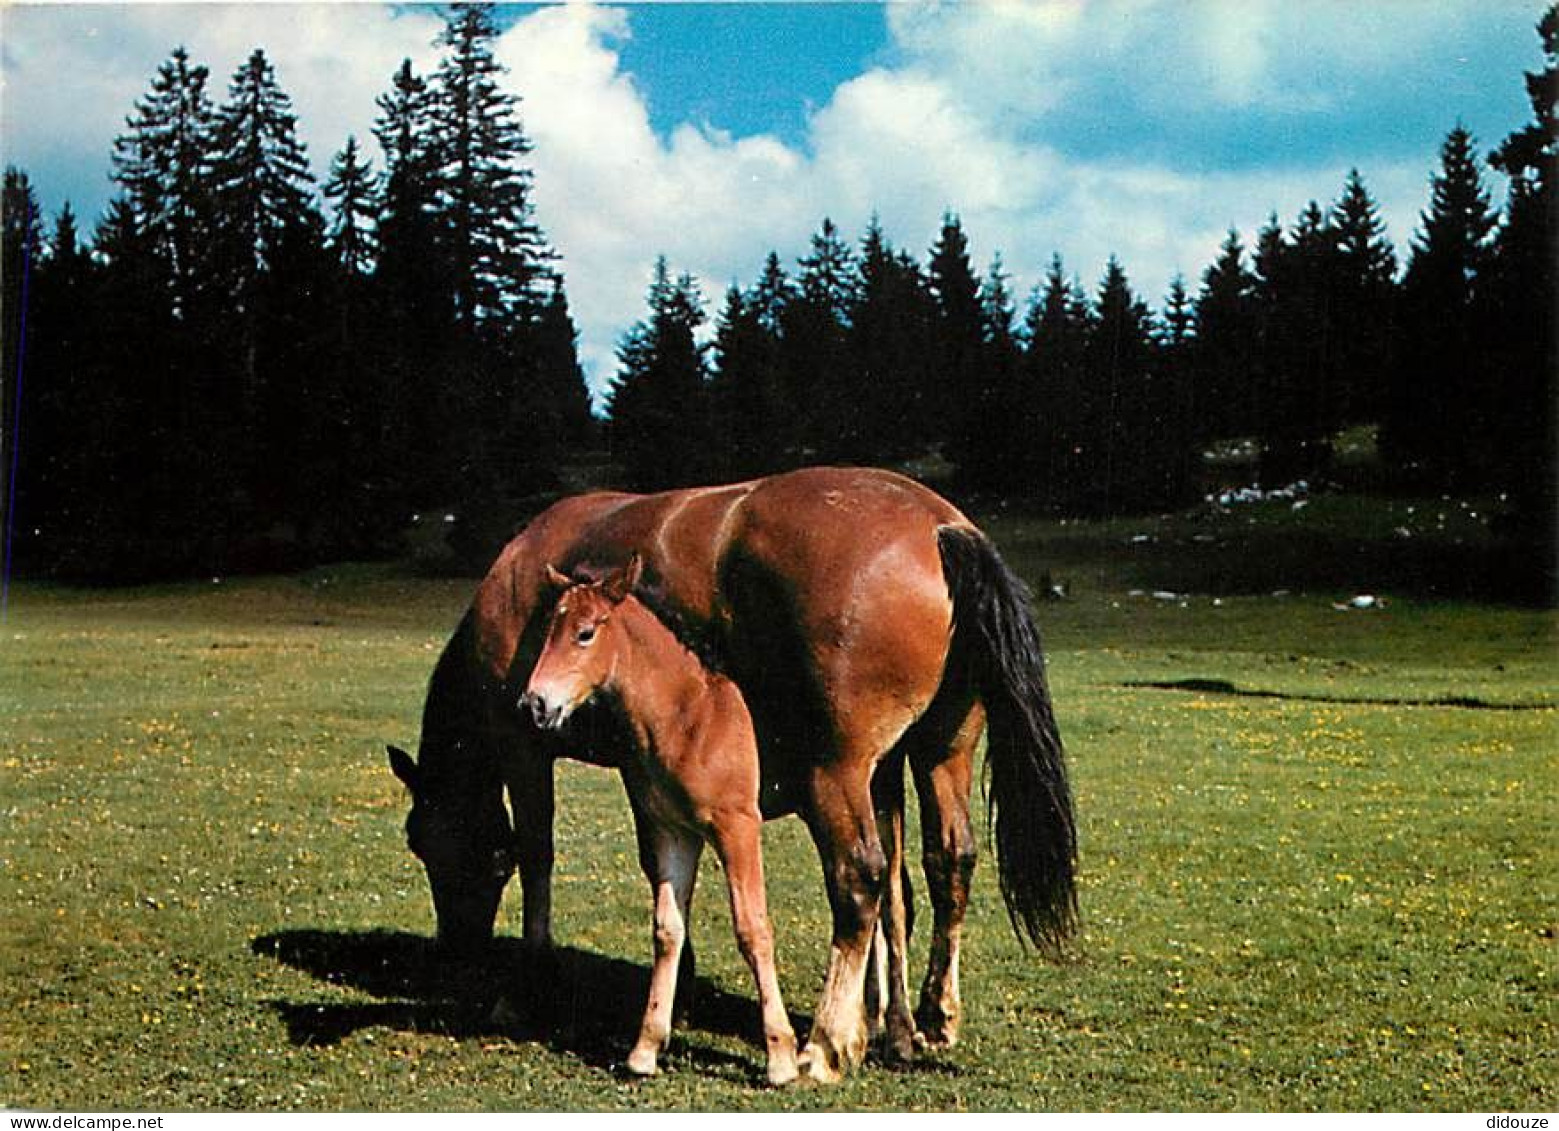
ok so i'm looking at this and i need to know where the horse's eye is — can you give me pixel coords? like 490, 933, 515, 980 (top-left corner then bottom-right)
576, 625, 597, 646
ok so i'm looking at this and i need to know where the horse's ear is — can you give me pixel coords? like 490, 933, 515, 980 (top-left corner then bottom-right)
603, 552, 644, 604
387, 744, 419, 792
542, 563, 572, 592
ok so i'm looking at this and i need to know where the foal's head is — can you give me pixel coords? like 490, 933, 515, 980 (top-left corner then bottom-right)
522, 553, 644, 731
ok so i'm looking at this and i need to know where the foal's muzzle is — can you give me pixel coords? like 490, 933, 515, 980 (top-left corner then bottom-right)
521, 689, 568, 731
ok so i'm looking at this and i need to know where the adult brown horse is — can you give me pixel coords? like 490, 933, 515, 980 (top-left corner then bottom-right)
526, 556, 799, 1084
387, 467, 1076, 1081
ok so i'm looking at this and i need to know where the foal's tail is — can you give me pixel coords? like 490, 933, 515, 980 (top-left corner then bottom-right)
937, 525, 1078, 958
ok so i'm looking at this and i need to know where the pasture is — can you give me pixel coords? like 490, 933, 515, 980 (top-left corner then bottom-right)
2, 499, 1554, 1111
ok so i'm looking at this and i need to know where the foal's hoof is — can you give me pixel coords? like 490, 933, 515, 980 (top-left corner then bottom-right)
624, 1050, 660, 1078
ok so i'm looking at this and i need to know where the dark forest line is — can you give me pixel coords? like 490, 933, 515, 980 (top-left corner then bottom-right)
2, 4, 1553, 589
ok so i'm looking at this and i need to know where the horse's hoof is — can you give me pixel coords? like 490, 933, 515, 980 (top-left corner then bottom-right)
798, 1044, 843, 1084
881, 1026, 917, 1068
766, 1056, 800, 1087
625, 1048, 660, 1078
913, 1028, 956, 1053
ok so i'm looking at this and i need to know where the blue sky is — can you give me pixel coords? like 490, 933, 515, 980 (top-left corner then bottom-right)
0, 2, 1545, 397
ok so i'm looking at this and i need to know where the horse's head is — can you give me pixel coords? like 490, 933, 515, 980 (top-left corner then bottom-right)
521, 554, 643, 731
387, 742, 514, 958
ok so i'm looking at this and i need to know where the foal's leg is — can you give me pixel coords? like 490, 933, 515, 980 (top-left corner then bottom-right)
799, 760, 887, 1083
871, 753, 917, 1064
627, 816, 702, 1077
911, 701, 983, 1049
710, 808, 799, 1086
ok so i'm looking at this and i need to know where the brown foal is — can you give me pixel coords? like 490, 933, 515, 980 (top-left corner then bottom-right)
521, 555, 799, 1085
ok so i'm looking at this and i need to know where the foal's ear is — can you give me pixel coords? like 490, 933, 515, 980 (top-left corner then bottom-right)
603, 552, 644, 604
387, 744, 419, 791
542, 563, 572, 592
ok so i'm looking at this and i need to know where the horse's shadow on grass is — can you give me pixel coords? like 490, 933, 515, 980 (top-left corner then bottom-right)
250, 928, 817, 1081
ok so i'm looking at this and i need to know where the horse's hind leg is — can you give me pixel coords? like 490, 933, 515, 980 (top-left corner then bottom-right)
710, 807, 798, 1086
799, 761, 886, 1083
871, 752, 917, 1065
911, 700, 982, 1049
627, 803, 701, 1077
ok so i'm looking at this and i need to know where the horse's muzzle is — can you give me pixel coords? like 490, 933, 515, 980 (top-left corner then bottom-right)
521, 689, 568, 731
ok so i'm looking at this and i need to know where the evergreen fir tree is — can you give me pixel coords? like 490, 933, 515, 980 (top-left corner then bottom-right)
1384, 125, 1496, 482
951, 253, 1025, 488
1193, 229, 1257, 445
1482, 4, 1557, 582
1023, 254, 1092, 508
1084, 257, 1160, 512
927, 213, 986, 475
709, 283, 785, 478
782, 218, 855, 458
1, 170, 43, 571
110, 46, 217, 319
608, 260, 711, 489
1330, 169, 1397, 425
324, 135, 377, 276
1258, 201, 1339, 484
210, 48, 316, 278
1158, 273, 1199, 500
371, 57, 453, 505
430, 2, 553, 330
848, 218, 936, 460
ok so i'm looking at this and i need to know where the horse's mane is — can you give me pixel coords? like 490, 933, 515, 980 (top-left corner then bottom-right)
630, 583, 731, 678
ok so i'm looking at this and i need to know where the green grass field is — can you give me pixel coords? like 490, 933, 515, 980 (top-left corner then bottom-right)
2, 503, 1554, 1111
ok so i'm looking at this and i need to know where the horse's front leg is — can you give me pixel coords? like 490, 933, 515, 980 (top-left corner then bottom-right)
710, 807, 798, 1086
504, 744, 558, 1016
627, 803, 702, 1077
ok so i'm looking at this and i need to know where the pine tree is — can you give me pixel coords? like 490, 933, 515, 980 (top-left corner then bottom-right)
1023, 254, 1092, 508
110, 47, 217, 319
927, 213, 985, 474
527, 277, 596, 451
710, 252, 796, 476
371, 57, 453, 504
1084, 257, 1160, 512
848, 218, 935, 460
211, 48, 315, 278
1158, 274, 1198, 501
1258, 201, 1339, 484
430, 2, 553, 330
1, 170, 43, 571
1330, 169, 1397, 426
782, 218, 855, 458
951, 253, 1025, 488
1193, 229, 1257, 445
608, 260, 710, 489
1481, 4, 1557, 578
324, 135, 377, 277
1384, 125, 1496, 482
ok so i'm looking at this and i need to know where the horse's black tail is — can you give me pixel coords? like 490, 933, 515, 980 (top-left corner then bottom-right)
937, 525, 1078, 958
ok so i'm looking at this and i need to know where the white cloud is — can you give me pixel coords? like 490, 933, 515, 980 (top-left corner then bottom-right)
0, 4, 443, 210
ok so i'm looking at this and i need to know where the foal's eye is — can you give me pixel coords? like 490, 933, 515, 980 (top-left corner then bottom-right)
575, 625, 597, 646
